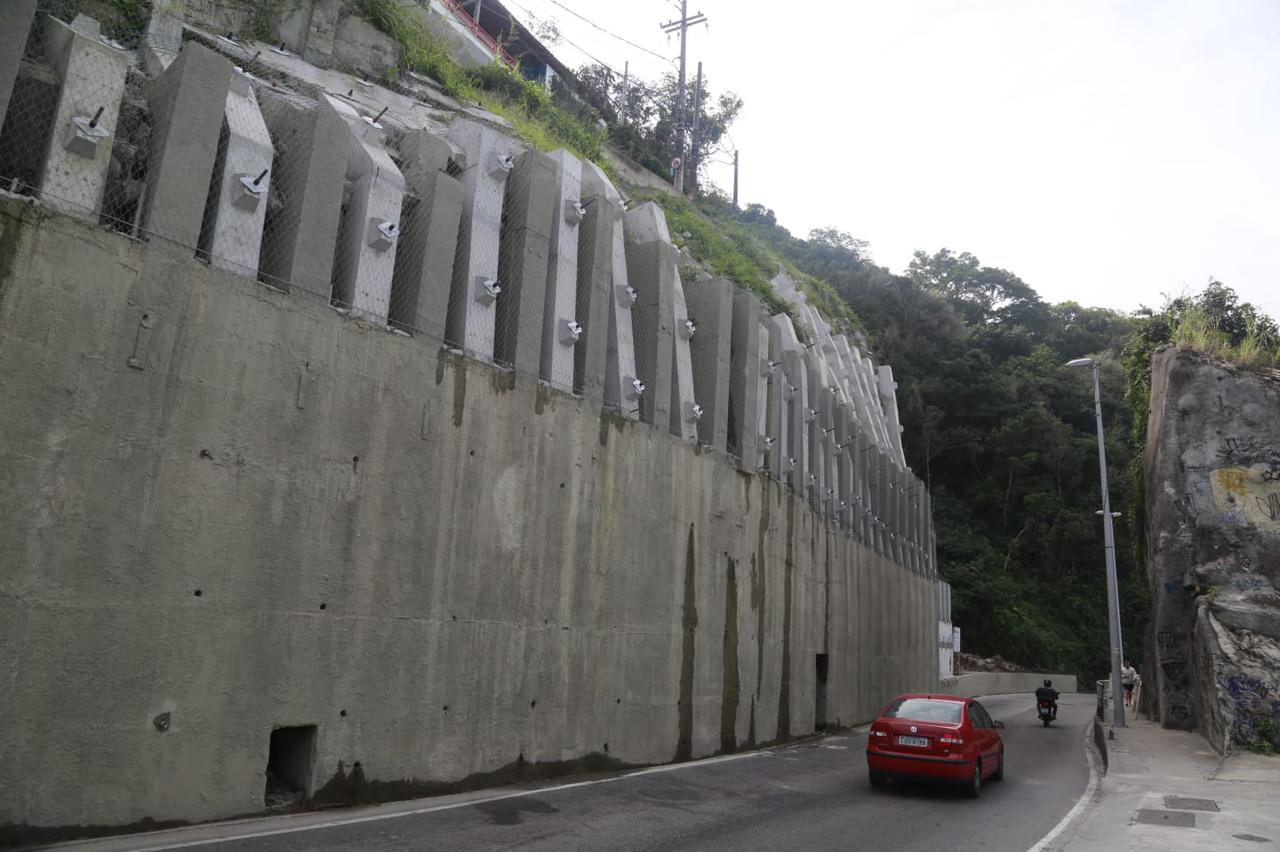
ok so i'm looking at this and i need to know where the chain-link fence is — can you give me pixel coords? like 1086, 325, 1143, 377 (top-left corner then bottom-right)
0, 3, 933, 575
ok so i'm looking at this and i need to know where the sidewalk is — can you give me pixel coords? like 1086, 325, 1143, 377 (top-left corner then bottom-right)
1057, 713, 1280, 851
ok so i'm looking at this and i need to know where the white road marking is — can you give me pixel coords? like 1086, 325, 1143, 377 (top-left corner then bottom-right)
1024, 721, 1102, 852
65, 750, 773, 851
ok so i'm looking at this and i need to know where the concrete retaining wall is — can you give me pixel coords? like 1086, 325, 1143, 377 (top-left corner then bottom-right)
0, 197, 942, 836
940, 672, 1079, 698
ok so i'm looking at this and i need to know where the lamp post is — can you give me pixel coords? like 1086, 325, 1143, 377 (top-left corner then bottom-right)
1066, 357, 1126, 728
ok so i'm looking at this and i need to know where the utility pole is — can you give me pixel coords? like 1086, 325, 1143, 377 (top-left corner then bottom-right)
661, 2, 707, 194
688, 61, 703, 193
732, 149, 739, 209
619, 61, 629, 125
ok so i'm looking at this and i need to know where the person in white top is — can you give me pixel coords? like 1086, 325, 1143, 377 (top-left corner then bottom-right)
1121, 661, 1138, 708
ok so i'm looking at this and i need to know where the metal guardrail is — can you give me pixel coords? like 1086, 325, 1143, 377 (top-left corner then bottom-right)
437, 0, 518, 67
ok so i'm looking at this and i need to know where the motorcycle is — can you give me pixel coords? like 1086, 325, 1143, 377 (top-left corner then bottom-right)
1037, 700, 1054, 727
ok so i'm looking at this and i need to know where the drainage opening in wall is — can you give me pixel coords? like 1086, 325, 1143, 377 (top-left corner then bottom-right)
815, 654, 829, 732
265, 725, 317, 810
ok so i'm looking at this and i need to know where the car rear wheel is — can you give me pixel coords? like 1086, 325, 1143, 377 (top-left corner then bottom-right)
965, 760, 982, 798
869, 769, 888, 789
992, 748, 1004, 781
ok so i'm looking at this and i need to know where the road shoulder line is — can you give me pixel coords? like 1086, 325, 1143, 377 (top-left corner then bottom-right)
1025, 718, 1103, 852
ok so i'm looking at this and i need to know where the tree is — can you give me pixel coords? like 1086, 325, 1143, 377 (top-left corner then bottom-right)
573, 64, 742, 193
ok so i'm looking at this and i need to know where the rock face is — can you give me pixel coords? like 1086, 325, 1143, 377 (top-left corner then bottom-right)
1144, 346, 1280, 752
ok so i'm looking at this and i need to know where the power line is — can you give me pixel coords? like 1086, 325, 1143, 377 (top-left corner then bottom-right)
538, 0, 676, 67
502, 0, 618, 71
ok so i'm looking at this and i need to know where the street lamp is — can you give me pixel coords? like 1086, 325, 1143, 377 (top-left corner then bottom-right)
1067, 357, 1126, 728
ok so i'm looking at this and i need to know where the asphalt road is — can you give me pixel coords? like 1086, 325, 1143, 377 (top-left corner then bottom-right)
71, 693, 1094, 852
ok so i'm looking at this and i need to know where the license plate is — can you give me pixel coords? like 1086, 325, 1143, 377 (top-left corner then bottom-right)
897, 735, 929, 748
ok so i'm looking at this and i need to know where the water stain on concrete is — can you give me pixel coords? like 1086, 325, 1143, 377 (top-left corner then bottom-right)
310, 751, 638, 810
720, 556, 740, 753
777, 497, 795, 741
675, 523, 698, 762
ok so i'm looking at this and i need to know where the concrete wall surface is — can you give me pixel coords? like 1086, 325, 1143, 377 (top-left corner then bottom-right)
0, 198, 942, 836
939, 673, 1079, 699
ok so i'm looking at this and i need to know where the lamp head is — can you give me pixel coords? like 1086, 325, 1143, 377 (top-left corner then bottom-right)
1065, 357, 1095, 368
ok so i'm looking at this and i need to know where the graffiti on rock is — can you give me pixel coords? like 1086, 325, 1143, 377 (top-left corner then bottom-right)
1219, 672, 1280, 747
1209, 466, 1280, 532
1174, 495, 1198, 523
1233, 575, 1267, 593
1258, 493, 1280, 522
1157, 630, 1184, 655
1215, 437, 1279, 466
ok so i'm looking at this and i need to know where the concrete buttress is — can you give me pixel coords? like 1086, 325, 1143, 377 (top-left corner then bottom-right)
685, 277, 733, 451
36, 15, 129, 223
144, 41, 233, 247
324, 94, 404, 325
495, 148, 555, 372
390, 129, 464, 342
199, 69, 273, 277
256, 91, 346, 294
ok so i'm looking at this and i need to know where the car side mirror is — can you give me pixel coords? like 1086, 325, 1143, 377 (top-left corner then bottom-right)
993, 720, 1005, 729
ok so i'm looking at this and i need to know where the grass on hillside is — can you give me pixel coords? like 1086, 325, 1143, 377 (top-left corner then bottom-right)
1171, 307, 1278, 370
353, 0, 603, 166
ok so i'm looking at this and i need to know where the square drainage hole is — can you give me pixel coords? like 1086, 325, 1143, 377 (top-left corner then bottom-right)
1135, 809, 1195, 828
1163, 796, 1219, 812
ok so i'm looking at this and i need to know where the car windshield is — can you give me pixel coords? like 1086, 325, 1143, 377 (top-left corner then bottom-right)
883, 698, 963, 724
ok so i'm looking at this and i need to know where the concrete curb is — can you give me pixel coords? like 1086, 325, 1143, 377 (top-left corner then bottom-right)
1025, 717, 1104, 852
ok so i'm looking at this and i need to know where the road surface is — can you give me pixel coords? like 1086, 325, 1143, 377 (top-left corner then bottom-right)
60, 692, 1094, 852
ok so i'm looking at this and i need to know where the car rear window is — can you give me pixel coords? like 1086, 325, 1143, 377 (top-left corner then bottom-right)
883, 698, 963, 723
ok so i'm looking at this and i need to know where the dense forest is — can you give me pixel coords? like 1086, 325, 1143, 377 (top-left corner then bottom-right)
669, 196, 1278, 682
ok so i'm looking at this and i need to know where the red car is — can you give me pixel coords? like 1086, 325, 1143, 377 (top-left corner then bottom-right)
865, 694, 1005, 797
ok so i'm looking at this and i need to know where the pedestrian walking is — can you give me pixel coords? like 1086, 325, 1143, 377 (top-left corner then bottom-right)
1121, 660, 1138, 708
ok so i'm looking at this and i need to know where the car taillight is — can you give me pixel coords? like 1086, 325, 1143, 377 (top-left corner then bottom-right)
940, 735, 964, 745
870, 729, 888, 738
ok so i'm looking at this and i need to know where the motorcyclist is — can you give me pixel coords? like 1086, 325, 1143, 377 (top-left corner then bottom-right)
1035, 678, 1059, 720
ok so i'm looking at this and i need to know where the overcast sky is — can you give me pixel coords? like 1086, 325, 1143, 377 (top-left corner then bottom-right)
504, 0, 1279, 320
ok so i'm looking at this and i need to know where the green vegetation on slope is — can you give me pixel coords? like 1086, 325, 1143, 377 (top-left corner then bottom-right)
352, 0, 604, 165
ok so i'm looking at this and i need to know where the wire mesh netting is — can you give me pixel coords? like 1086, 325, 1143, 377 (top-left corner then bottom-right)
0, 2, 934, 576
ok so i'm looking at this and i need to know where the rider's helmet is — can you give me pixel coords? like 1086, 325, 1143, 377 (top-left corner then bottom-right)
1044, 679, 1052, 688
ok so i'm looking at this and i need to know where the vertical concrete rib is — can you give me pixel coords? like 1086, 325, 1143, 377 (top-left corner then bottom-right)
623, 202, 675, 428
201, 70, 273, 277
391, 129, 464, 342
257, 90, 347, 294
539, 149, 583, 393
495, 148, 555, 373
574, 161, 616, 402
144, 41, 233, 247
0, 0, 38, 135
446, 119, 515, 360
765, 317, 788, 478
669, 270, 699, 442
728, 290, 763, 469
755, 317, 771, 472
685, 277, 733, 451
581, 162, 637, 415
324, 94, 404, 325
37, 16, 128, 223
782, 345, 809, 495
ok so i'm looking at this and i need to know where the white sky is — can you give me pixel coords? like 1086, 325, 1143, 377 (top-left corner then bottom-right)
504, 0, 1280, 320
